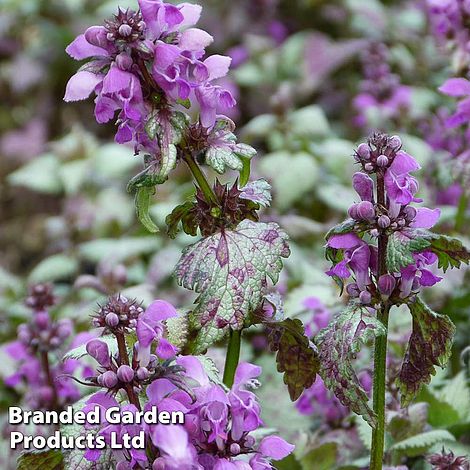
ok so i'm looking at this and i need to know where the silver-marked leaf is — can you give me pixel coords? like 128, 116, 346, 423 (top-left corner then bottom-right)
239, 179, 272, 207
17, 450, 63, 470
205, 145, 244, 173
158, 143, 177, 181
315, 302, 387, 427
386, 230, 431, 273
175, 220, 290, 353
397, 297, 455, 407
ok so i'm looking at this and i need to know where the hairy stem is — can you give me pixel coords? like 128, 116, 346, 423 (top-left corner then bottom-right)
223, 329, 242, 388
455, 190, 468, 233
370, 172, 390, 470
40, 350, 60, 412
183, 153, 219, 206
115, 332, 141, 411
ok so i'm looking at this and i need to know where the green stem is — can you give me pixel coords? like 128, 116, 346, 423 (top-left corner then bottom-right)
183, 153, 219, 206
370, 303, 390, 470
455, 190, 468, 233
223, 329, 242, 388
370, 171, 390, 470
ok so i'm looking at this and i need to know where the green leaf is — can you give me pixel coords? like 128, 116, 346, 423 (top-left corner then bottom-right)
29, 254, 78, 283
258, 151, 319, 211
397, 297, 455, 406
300, 442, 337, 470
325, 218, 357, 240
17, 450, 63, 470
386, 231, 431, 272
79, 237, 161, 263
175, 220, 290, 353
288, 105, 330, 139
416, 386, 461, 428
267, 318, 319, 401
8, 154, 62, 194
389, 430, 455, 457
165, 200, 198, 238
239, 156, 251, 187
63, 335, 118, 361
176, 97, 191, 109
135, 186, 159, 233
315, 302, 387, 427
424, 232, 470, 272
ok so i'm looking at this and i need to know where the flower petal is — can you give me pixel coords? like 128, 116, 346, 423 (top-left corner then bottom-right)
204, 55, 232, 80
410, 207, 441, 229
438, 78, 470, 97
327, 233, 362, 249
64, 71, 102, 102
66, 34, 108, 60
179, 28, 213, 51
258, 435, 295, 460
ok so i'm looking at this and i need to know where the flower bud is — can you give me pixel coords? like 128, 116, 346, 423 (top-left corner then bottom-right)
348, 204, 359, 220
101, 371, 118, 389
105, 312, 119, 327
136, 367, 150, 381
403, 206, 417, 222
389, 135, 402, 149
378, 215, 390, 228
359, 290, 371, 304
117, 365, 134, 383
244, 436, 255, 448
364, 163, 374, 172
118, 24, 133, 37
86, 339, 111, 367
352, 172, 374, 202
56, 319, 72, 339
346, 283, 360, 298
18, 325, 31, 344
230, 443, 241, 455
378, 274, 396, 298
376, 155, 389, 167
115, 52, 133, 70
356, 143, 370, 160
34, 311, 50, 330
356, 201, 375, 220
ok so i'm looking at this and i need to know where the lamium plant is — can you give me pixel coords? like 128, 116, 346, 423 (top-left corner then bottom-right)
36, 0, 321, 468
318, 132, 470, 469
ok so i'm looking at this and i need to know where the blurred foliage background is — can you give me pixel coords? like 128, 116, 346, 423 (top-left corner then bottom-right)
0, 0, 469, 468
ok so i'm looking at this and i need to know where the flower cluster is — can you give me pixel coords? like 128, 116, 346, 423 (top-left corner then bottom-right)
83, 358, 293, 469
353, 43, 410, 129
326, 133, 442, 304
85, 297, 178, 395
3, 284, 89, 410
64, 0, 236, 155
427, 0, 470, 60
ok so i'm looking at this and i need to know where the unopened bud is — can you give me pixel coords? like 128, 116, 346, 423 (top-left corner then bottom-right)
346, 283, 360, 298
34, 311, 50, 330
117, 365, 134, 383
376, 155, 389, 167
378, 274, 396, 298
364, 163, 374, 172
105, 312, 119, 327
389, 135, 402, 149
118, 24, 133, 37
359, 290, 372, 304
403, 206, 417, 222
101, 371, 118, 389
378, 215, 391, 228
230, 443, 241, 455
357, 143, 370, 160
356, 201, 375, 220
136, 367, 150, 381
115, 52, 133, 70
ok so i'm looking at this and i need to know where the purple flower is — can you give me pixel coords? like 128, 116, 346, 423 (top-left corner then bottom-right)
136, 300, 179, 366
384, 150, 421, 205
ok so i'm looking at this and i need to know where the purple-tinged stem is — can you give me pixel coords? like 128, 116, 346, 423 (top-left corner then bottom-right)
370, 172, 390, 470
